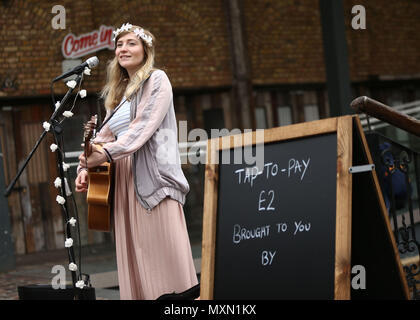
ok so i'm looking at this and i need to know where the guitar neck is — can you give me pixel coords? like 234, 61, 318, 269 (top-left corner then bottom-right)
84, 139, 91, 157
83, 115, 97, 158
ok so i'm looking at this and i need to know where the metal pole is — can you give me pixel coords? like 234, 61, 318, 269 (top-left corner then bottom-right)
319, 0, 353, 116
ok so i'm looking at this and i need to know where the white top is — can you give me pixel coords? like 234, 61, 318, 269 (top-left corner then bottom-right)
107, 97, 131, 138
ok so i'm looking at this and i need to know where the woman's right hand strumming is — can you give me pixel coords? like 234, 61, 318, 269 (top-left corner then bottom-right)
75, 170, 89, 192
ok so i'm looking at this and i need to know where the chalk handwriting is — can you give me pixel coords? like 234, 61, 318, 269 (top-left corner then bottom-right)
233, 224, 270, 244
262, 250, 276, 266
258, 189, 275, 211
234, 157, 311, 186
294, 220, 311, 235
288, 158, 310, 181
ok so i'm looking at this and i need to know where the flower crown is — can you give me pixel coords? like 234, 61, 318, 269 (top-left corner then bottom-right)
112, 23, 153, 47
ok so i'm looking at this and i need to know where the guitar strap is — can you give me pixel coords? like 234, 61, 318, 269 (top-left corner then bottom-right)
95, 72, 153, 135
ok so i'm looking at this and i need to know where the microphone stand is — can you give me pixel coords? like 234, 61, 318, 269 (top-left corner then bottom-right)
4, 73, 84, 300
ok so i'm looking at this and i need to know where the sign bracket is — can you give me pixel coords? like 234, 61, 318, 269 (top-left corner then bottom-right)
348, 164, 375, 174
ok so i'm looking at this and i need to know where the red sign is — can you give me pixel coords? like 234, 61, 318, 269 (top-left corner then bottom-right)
62, 25, 114, 59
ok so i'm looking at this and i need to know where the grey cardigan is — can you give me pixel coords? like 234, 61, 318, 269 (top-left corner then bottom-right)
89, 69, 190, 210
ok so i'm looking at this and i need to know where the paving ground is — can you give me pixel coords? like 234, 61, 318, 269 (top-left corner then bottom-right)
0, 243, 119, 300
0, 242, 202, 300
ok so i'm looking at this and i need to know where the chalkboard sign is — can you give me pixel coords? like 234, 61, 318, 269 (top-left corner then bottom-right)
200, 116, 409, 300
214, 133, 337, 299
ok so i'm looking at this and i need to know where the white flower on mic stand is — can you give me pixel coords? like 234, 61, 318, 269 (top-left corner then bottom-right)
68, 217, 77, 227
54, 177, 62, 188
62, 162, 70, 172
76, 280, 85, 289
56, 195, 66, 205
79, 90, 87, 98
64, 178, 72, 196
43, 121, 51, 132
55, 101, 61, 110
83, 67, 91, 75
63, 111, 73, 118
66, 80, 77, 89
50, 143, 58, 152
69, 263, 78, 271
64, 238, 73, 248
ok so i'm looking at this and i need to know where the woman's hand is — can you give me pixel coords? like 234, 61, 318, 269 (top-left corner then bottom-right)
78, 144, 108, 169
75, 170, 89, 193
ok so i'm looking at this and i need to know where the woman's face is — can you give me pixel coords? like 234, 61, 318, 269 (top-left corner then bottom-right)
115, 33, 145, 77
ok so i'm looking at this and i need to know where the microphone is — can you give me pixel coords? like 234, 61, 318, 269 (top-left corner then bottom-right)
53, 56, 99, 82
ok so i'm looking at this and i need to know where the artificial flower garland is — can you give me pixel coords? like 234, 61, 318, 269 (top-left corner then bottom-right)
43, 69, 93, 289
112, 22, 153, 47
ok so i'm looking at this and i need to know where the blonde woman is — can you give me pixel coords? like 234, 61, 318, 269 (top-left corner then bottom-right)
75, 23, 198, 300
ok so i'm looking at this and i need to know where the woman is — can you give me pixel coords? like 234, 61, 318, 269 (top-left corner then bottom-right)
75, 23, 198, 300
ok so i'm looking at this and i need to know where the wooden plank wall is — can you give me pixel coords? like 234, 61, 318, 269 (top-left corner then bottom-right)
2, 91, 234, 255
0, 110, 26, 254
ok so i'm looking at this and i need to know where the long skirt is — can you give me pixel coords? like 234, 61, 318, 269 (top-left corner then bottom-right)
113, 157, 198, 300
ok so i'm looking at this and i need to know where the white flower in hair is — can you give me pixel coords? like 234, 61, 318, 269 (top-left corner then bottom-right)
134, 28, 152, 46
112, 28, 120, 41
79, 90, 87, 98
50, 143, 58, 152
66, 80, 77, 89
65, 238, 73, 248
63, 111, 73, 118
69, 263, 78, 271
56, 195, 66, 205
113, 23, 133, 41
120, 23, 133, 32
43, 121, 51, 132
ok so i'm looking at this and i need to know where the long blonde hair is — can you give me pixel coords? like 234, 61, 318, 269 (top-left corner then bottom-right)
101, 25, 156, 110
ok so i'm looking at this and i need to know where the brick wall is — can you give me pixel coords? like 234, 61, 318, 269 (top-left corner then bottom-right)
243, 0, 326, 85
242, 0, 420, 86
344, 0, 420, 81
0, 0, 232, 97
0, 0, 420, 98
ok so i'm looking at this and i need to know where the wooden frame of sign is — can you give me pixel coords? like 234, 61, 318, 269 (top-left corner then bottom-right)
200, 115, 409, 300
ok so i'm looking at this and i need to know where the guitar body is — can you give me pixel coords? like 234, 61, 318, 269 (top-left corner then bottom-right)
87, 161, 114, 232
83, 116, 114, 232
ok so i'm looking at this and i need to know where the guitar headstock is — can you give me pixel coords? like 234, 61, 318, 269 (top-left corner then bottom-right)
83, 115, 97, 155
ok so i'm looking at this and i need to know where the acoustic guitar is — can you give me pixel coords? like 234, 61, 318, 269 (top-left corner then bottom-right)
83, 115, 114, 232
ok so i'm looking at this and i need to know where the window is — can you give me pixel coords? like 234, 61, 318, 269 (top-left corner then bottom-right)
277, 106, 292, 126
255, 107, 267, 129
304, 105, 320, 121
303, 91, 320, 122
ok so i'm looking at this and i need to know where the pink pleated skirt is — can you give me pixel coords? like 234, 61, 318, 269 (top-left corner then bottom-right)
112, 156, 198, 300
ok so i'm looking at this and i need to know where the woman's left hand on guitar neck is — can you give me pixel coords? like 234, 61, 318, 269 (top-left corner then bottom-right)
78, 144, 108, 169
